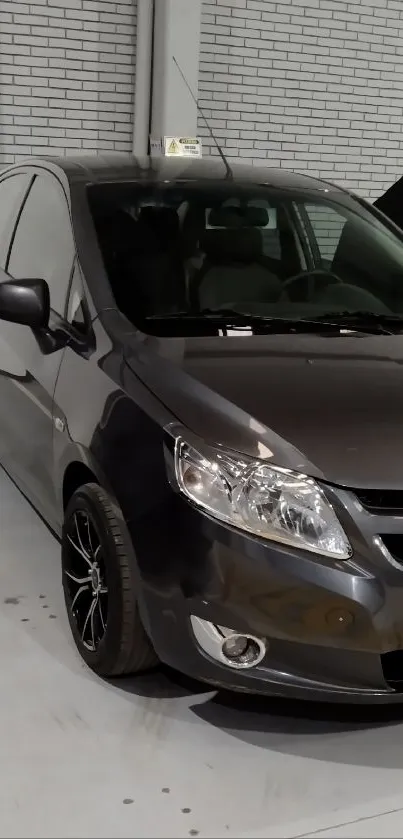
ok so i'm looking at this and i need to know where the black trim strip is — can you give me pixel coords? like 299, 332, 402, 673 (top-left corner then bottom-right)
147, 0, 156, 155
5, 174, 35, 272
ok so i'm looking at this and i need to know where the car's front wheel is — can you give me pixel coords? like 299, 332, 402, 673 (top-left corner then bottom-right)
62, 482, 158, 677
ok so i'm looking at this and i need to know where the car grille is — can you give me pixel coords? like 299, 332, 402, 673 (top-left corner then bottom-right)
353, 489, 403, 515
350, 489, 403, 691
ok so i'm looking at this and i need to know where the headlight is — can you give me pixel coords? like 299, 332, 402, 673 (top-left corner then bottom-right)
174, 438, 351, 559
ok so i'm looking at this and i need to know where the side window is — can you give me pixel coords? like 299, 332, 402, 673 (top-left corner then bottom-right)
304, 204, 346, 264
67, 261, 89, 335
7, 174, 75, 316
0, 173, 32, 268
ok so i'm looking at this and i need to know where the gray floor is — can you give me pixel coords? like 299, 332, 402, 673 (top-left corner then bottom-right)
2, 469, 403, 839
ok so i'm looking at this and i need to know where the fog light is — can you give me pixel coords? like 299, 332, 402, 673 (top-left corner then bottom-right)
222, 635, 248, 659
221, 634, 266, 668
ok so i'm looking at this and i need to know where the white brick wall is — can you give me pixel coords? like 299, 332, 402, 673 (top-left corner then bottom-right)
0, 0, 137, 165
198, 0, 403, 199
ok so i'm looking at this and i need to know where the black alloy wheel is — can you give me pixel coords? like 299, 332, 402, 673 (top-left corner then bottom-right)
63, 506, 108, 652
62, 482, 158, 677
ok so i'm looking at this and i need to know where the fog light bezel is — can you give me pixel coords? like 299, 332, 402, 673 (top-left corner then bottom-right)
190, 616, 267, 670
221, 633, 267, 669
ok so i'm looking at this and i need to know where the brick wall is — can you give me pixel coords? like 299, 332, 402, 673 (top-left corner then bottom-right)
0, 0, 137, 165
198, 0, 403, 199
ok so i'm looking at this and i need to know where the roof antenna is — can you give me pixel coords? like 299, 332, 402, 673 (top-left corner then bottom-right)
172, 55, 233, 179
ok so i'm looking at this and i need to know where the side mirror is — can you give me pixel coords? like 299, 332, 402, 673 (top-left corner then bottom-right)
0, 278, 50, 329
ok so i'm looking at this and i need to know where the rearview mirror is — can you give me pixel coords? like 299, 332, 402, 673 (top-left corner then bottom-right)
208, 205, 269, 228
0, 278, 50, 329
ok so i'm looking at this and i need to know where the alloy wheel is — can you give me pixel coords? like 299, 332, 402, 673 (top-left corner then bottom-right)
63, 509, 109, 652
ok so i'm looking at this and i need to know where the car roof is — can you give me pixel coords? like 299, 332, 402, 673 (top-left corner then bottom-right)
2, 154, 343, 194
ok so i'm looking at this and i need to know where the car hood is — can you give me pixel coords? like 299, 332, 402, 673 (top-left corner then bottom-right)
123, 330, 403, 489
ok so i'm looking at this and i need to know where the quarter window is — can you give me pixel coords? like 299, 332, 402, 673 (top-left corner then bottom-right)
67, 261, 89, 335
7, 174, 76, 316
304, 204, 346, 264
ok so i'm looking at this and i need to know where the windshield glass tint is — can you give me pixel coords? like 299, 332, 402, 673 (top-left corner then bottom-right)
88, 180, 403, 335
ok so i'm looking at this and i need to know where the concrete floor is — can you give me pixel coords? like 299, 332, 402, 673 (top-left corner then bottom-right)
3, 470, 403, 838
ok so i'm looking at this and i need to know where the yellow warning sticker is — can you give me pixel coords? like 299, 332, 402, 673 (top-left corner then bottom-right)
164, 136, 202, 158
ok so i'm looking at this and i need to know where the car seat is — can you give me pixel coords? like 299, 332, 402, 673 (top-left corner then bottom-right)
95, 207, 187, 321
191, 227, 282, 311
94, 209, 140, 318
133, 206, 187, 316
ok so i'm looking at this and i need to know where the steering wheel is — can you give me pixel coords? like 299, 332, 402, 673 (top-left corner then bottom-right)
282, 269, 343, 301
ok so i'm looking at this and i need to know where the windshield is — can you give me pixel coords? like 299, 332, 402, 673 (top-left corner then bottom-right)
88, 179, 403, 336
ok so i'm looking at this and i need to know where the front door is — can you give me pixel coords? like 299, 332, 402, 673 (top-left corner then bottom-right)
0, 170, 76, 524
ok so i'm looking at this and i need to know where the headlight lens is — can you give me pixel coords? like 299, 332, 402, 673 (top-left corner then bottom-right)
175, 438, 351, 559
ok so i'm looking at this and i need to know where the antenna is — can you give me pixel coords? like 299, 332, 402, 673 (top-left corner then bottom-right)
172, 55, 233, 179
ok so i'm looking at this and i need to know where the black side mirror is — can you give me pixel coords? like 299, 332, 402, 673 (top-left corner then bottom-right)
0, 279, 50, 329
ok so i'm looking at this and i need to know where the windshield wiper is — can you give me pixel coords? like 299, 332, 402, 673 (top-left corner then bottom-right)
147, 310, 344, 331
146, 309, 403, 335
312, 312, 403, 335
148, 308, 260, 322
147, 309, 392, 331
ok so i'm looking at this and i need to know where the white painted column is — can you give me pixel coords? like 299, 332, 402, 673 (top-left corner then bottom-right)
151, 0, 202, 143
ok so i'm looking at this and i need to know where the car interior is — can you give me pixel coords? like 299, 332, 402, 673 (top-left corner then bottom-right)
89, 184, 403, 327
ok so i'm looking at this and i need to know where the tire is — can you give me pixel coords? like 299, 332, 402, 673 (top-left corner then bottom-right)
61, 482, 158, 677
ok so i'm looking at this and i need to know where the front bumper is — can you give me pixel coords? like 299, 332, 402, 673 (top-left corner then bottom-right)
133, 478, 403, 703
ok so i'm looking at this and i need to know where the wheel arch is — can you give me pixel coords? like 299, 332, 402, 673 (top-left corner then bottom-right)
57, 442, 113, 520
62, 461, 99, 511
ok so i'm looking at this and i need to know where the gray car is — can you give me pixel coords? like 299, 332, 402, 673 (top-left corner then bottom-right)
0, 155, 402, 702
